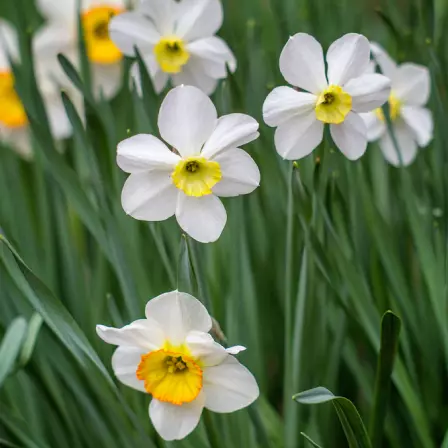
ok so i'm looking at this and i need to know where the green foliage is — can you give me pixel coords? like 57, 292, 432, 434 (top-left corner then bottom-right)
1, 0, 448, 447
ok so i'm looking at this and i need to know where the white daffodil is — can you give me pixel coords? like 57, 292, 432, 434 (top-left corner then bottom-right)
0, 20, 78, 158
109, 0, 236, 95
97, 290, 259, 441
263, 33, 391, 161
117, 85, 260, 243
360, 43, 433, 166
36, 0, 127, 99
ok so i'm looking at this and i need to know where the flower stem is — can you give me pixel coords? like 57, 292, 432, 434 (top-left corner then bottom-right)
203, 409, 221, 448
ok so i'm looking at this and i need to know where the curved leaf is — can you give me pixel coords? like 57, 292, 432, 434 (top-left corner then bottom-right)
294, 387, 372, 448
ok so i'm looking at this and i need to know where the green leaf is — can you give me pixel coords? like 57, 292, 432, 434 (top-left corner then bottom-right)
0, 317, 27, 388
293, 387, 372, 448
369, 311, 401, 447
300, 432, 323, 448
18, 313, 43, 368
0, 234, 115, 389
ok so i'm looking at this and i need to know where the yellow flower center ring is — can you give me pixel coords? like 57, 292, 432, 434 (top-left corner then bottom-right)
315, 85, 352, 124
0, 71, 28, 128
172, 156, 222, 197
376, 93, 401, 122
137, 348, 203, 405
82, 6, 124, 64
154, 37, 190, 74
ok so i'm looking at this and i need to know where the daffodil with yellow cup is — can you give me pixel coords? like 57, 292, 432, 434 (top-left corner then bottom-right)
263, 33, 391, 161
116, 85, 260, 243
109, 0, 236, 95
97, 290, 259, 441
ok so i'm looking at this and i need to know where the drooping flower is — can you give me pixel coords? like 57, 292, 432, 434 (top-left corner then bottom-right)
36, 0, 127, 99
117, 85, 260, 243
263, 33, 391, 161
0, 19, 79, 158
360, 43, 433, 166
109, 0, 236, 95
96, 290, 259, 441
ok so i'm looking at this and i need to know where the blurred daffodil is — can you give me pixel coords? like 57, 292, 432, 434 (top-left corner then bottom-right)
360, 43, 433, 166
97, 290, 259, 441
263, 33, 391, 161
109, 0, 236, 95
0, 20, 78, 158
37, 0, 127, 98
117, 85, 260, 243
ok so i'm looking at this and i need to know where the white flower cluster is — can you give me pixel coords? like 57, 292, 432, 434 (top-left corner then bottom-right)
0, 0, 435, 442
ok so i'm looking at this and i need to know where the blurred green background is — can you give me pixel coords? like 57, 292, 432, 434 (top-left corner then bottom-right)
0, 0, 447, 447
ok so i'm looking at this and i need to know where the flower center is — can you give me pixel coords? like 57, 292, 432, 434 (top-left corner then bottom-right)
172, 156, 222, 197
82, 5, 124, 64
0, 71, 28, 128
136, 349, 203, 405
154, 37, 190, 74
375, 93, 401, 122
315, 85, 352, 124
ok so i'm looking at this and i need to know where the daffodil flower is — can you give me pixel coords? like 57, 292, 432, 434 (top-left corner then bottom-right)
0, 20, 79, 158
360, 43, 433, 166
117, 85, 260, 243
109, 0, 236, 95
37, 0, 127, 99
263, 33, 391, 161
97, 290, 259, 441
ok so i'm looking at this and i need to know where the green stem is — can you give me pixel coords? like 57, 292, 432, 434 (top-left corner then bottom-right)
203, 409, 221, 448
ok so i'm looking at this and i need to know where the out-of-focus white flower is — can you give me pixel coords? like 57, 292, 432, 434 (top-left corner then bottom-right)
0, 20, 79, 158
36, 0, 127, 98
263, 33, 391, 161
97, 290, 259, 441
360, 43, 433, 166
109, 0, 236, 95
117, 85, 260, 243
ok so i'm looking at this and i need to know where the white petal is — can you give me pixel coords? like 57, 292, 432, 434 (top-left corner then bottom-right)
201, 113, 259, 159
130, 58, 169, 95
327, 33, 370, 86
171, 60, 218, 95
117, 134, 180, 173
393, 63, 430, 106
330, 112, 367, 160
42, 87, 73, 140
226, 346, 246, 355
175, 0, 223, 41
92, 62, 122, 100
176, 194, 227, 243
121, 172, 178, 221
0, 20, 18, 69
211, 148, 260, 197
96, 319, 165, 350
186, 331, 228, 366
344, 73, 390, 112
279, 33, 327, 94
144, 291, 212, 345
274, 112, 324, 160
139, 0, 177, 36
149, 393, 205, 441
400, 106, 433, 147
360, 112, 385, 141
187, 36, 236, 78
112, 346, 147, 393
379, 120, 418, 166
36, 0, 76, 24
158, 85, 217, 157
109, 12, 159, 57
203, 356, 259, 413
262, 86, 317, 127
370, 42, 397, 78
0, 125, 32, 160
